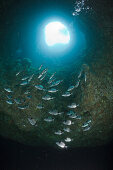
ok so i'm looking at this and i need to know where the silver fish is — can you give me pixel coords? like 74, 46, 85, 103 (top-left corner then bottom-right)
67, 86, 75, 92
50, 80, 63, 87
24, 91, 30, 94
63, 120, 74, 126
28, 118, 36, 125
54, 130, 63, 135
6, 100, 13, 104
38, 64, 43, 70
69, 114, 77, 119
82, 123, 89, 128
65, 137, 73, 142
40, 73, 47, 81
56, 142, 67, 148
67, 110, 75, 116
63, 127, 71, 133
68, 103, 79, 109
83, 126, 91, 131
36, 104, 44, 109
48, 78, 56, 84
76, 115, 82, 120
20, 81, 28, 86
49, 110, 63, 115
62, 92, 72, 97
82, 120, 91, 128
75, 80, 80, 88
78, 69, 83, 79
35, 85, 44, 91
49, 72, 56, 80
21, 76, 29, 81
38, 69, 47, 79
16, 71, 20, 76
44, 117, 54, 122
28, 74, 34, 82
48, 88, 58, 93
42, 95, 54, 101
6, 95, 12, 99
14, 99, 21, 104
18, 105, 28, 110
4, 88, 13, 93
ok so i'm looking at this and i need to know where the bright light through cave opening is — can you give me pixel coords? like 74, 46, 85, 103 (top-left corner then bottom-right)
45, 21, 70, 46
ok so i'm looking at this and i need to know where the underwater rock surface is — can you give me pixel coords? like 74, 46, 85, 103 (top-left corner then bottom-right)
0, 0, 113, 148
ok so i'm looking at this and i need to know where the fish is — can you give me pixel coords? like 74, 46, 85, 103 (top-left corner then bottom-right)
48, 88, 58, 93
85, 73, 87, 82
56, 142, 67, 148
38, 64, 43, 70
83, 126, 91, 131
28, 74, 34, 82
20, 81, 28, 86
67, 86, 75, 92
36, 104, 44, 109
26, 95, 32, 99
82, 123, 89, 128
67, 110, 75, 116
48, 78, 56, 85
67, 103, 79, 109
14, 98, 21, 104
69, 114, 77, 119
75, 115, 82, 120
18, 105, 28, 110
49, 110, 63, 115
42, 95, 54, 101
24, 91, 30, 94
6, 95, 12, 99
75, 80, 80, 88
4, 88, 13, 93
49, 72, 56, 80
35, 85, 44, 91
6, 100, 13, 104
62, 92, 72, 97
50, 80, 63, 87
28, 118, 36, 126
82, 120, 91, 128
65, 137, 73, 142
63, 120, 74, 126
63, 127, 71, 133
78, 69, 83, 79
44, 117, 54, 122
16, 71, 20, 76
38, 69, 47, 79
40, 73, 47, 81
54, 130, 63, 135
21, 76, 29, 81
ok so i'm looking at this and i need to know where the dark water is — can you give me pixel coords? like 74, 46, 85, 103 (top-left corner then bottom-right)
0, 136, 113, 170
